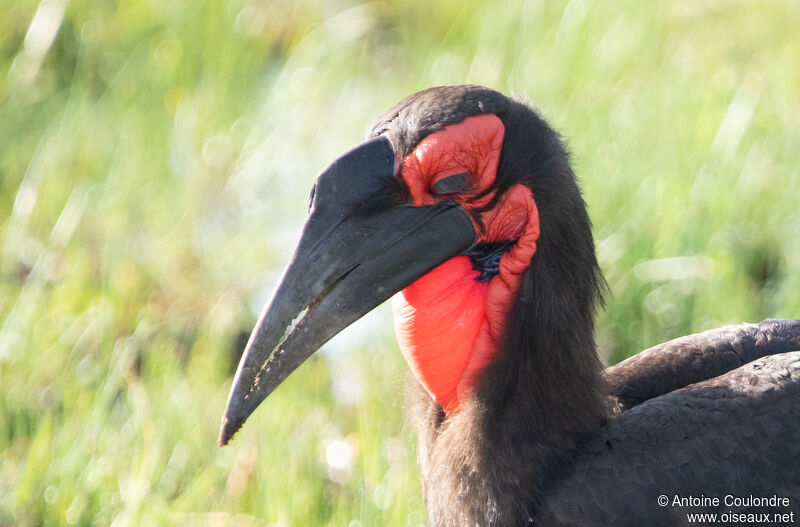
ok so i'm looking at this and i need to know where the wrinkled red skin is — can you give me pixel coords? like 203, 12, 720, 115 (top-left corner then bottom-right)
392, 114, 540, 413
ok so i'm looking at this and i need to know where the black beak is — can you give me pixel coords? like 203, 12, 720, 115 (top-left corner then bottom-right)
219, 136, 476, 445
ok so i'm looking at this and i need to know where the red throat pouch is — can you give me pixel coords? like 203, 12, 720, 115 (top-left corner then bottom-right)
391, 114, 540, 413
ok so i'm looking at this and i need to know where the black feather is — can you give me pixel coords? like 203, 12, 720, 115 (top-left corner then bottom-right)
369, 86, 800, 526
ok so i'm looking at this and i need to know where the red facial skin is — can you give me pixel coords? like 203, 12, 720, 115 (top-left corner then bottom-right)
392, 114, 540, 413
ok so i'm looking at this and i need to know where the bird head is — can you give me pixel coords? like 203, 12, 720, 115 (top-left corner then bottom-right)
219, 85, 600, 446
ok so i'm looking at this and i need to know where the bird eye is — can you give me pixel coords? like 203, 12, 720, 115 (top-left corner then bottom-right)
431, 172, 471, 196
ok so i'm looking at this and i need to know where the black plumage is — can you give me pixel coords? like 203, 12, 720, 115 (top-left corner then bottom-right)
607, 318, 800, 412
370, 86, 800, 526
221, 85, 800, 526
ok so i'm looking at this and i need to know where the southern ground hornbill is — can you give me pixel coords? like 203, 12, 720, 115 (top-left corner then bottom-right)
219, 85, 800, 526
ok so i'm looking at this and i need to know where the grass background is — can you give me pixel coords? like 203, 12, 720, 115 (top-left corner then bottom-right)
1, 0, 799, 525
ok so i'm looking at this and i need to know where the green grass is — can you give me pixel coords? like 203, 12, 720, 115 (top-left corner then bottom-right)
1, 0, 798, 525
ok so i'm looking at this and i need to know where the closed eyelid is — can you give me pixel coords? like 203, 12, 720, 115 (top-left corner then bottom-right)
431, 172, 470, 195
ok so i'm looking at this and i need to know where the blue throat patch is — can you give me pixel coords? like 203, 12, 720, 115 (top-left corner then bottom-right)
464, 241, 516, 282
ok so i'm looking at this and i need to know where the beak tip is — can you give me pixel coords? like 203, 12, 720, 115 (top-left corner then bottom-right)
218, 416, 241, 447
220, 377, 266, 447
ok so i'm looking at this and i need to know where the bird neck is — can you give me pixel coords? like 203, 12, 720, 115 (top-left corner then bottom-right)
408, 248, 608, 525
393, 184, 541, 413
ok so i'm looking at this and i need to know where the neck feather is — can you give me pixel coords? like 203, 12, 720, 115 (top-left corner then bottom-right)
407, 171, 608, 526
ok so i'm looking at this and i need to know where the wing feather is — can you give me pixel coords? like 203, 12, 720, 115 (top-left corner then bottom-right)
606, 319, 800, 411
539, 352, 800, 526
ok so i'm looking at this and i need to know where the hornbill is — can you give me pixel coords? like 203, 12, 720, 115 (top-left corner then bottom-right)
219, 85, 800, 526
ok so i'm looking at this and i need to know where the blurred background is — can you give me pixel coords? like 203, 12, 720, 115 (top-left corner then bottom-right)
1, 0, 798, 525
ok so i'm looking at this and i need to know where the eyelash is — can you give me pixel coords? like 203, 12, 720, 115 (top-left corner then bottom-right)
430, 172, 471, 195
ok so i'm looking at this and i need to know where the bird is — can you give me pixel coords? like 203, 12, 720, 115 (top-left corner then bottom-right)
219, 85, 800, 526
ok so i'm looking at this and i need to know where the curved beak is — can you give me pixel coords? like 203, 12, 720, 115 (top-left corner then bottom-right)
219, 136, 476, 445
